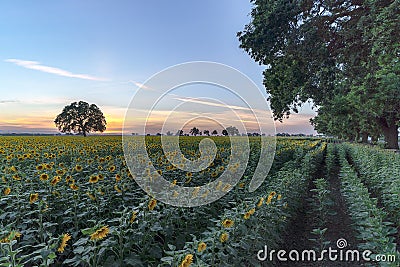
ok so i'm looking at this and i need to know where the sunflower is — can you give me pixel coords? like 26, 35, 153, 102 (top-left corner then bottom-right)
86, 192, 96, 201
211, 171, 218, 178
197, 242, 207, 252
222, 219, 234, 228
266, 195, 273, 205
57, 233, 71, 253
50, 176, 61, 186
257, 197, 264, 207
130, 211, 138, 223
269, 191, 277, 198
0, 231, 21, 243
114, 184, 122, 193
40, 173, 49, 181
36, 164, 44, 171
220, 232, 229, 243
12, 174, 21, 181
170, 179, 177, 187
89, 175, 99, 184
179, 254, 193, 267
90, 225, 110, 241
75, 165, 83, 172
108, 165, 116, 172
115, 174, 121, 181
222, 183, 231, 192
148, 198, 157, 210
3, 187, 11, 196
238, 182, 245, 188
277, 194, 282, 201
249, 208, 255, 215
70, 183, 79, 190
30, 193, 39, 204
243, 212, 251, 220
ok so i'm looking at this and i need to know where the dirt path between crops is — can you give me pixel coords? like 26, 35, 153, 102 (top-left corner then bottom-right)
279, 147, 360, 267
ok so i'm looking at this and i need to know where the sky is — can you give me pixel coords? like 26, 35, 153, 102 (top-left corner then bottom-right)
0, 1, 317, 135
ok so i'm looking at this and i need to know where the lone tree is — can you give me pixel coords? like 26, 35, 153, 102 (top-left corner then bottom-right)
54, 101, 106, 137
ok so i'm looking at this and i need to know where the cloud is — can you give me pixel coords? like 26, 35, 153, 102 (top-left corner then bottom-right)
129, 80, 152, 90
5, 59, 108, 81
0, 100, 19, 104
173, 96, 252, 111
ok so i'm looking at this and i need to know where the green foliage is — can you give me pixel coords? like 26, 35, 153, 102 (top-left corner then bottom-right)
238, 0, 400, 148
54, 101, 107, 137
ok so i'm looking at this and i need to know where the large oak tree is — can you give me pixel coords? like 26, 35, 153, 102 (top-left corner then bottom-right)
238, 0, 399, 148
55, 101, 106, 137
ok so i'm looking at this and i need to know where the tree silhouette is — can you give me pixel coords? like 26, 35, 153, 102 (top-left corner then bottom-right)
222, 129, 228, 136
212, 130, 218, 136
226, 126, 239, 136
203, 130, 210, 136
54, 101, 106, 137
189, 127, 200, 136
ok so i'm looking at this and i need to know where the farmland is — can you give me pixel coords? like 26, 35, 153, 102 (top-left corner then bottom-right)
0, 136, 399, 266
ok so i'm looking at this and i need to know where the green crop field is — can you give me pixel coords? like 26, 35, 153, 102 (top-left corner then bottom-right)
0, 136, 398, 266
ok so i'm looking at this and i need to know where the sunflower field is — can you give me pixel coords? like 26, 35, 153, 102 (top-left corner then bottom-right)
0, 136, 398, 266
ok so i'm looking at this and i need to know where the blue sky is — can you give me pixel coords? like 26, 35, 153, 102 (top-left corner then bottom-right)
0, 1, 317, 134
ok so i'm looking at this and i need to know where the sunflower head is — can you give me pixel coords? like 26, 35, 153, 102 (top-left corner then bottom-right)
29, 193, 39, 204
57, 233, 71, 253
197, 242, 207, 252
148, 199, 157, 210
89, 175, 99, 184
220, 232, 229, 243
90, 225, 110, 241
222, 219, 234, 228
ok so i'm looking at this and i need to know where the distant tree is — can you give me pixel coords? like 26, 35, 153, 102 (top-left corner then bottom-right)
176, 130, 184, 136
54, 101, 106, 137
166, 131, 173, 136
212, 130, 218, 136
190, 127, 200, 136
225, 126, 239, 136
222, 129, 228, 136
203, 130, 210, 136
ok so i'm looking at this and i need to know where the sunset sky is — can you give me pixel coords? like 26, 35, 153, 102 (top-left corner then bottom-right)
0, 1, 317, 135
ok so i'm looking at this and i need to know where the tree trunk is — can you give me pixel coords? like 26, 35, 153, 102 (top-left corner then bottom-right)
83, 131, 87, 137
382, 124, 399, 149
378, 118, 399, 149
361, 132, 369, 144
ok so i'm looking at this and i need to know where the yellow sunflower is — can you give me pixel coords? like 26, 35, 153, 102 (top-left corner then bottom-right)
89, 175, 99, 184
222, 219, 234, 228
197, 242, 207, 252
30, 193, 39, 204
90, 225, 109, 241
3, 187, 11, 196
57, 233, 71, 253
220, 232, 229, 243
148, 198, 157, 210
179, 254, 193, 267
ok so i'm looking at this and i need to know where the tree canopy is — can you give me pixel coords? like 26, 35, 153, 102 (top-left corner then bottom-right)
238, 0, 399, 148
54, 101, 106, 137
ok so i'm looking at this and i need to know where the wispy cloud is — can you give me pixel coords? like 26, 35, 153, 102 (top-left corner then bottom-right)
5, 59, 108, 81
0, 100, 19, 104
129, 80, 153, 90
173, 96, 251, 111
